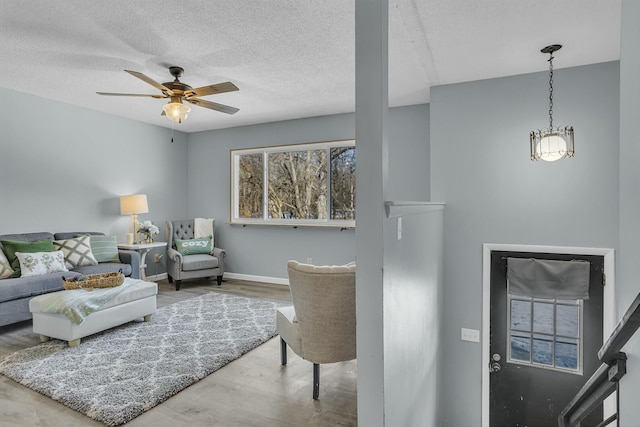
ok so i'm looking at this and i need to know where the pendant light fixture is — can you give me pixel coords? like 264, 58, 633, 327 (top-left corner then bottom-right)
530, 44, 574, 161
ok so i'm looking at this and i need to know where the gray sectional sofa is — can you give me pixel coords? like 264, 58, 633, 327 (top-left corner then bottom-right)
0, 231, 140, 327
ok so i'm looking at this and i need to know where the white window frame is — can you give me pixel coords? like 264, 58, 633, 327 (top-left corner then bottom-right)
506, 294, 584, 375
230, 139, 356, 228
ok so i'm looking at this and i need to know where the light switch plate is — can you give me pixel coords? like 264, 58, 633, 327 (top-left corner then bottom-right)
461, 328, 480, 343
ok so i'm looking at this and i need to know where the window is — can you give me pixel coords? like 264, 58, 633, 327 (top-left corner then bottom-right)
231, 139, 356, 227
507, 295, 583, 374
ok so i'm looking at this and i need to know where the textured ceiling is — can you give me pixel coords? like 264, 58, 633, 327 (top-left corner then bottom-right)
0, 1, 621, 133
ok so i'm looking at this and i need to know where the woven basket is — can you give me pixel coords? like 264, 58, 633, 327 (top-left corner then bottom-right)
63, 272, 125, 290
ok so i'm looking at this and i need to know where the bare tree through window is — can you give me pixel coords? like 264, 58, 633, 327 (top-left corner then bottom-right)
231, 140, 356, 226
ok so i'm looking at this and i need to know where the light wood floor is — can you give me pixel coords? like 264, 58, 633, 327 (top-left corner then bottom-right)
0, 278, 357, 427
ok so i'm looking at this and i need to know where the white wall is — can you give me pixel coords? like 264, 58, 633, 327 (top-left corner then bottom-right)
618, 1, 640, 425
430, 61, 620, 426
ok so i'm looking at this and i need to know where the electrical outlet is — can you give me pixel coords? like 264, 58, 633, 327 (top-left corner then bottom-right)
461, 328, 480, 343
154, 254, 162, 263
307, 258, 312, 264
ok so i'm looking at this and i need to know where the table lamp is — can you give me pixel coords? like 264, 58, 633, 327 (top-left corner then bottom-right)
120, 194, 149, 243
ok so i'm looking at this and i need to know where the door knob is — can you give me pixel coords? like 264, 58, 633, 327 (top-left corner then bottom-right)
489, 361, 502, 373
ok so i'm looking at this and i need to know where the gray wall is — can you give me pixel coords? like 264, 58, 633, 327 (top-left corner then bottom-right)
0, 88, 189, 276
384, 206, 443, 426
430, 61, 620, 426
186, 104, 429, 280
618, 1, 640, 425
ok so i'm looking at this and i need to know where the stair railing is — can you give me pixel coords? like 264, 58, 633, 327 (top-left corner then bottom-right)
558, 292, 640, 427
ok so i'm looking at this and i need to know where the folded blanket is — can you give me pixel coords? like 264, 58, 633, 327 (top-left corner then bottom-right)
194, 217, 214, 250
35, 279, 140, 325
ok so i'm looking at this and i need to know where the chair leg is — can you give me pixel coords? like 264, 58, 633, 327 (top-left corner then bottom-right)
175, 280, 181, 291
216, 275, 223, 286
280, 337, 287, 365
313, 363, 320, 400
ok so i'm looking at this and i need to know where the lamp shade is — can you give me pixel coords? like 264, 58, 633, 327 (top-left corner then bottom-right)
120, 194, 149, 215
163, 99, 191, 123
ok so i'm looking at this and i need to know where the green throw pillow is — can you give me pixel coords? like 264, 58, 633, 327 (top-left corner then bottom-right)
0, 237, 55, 277
175, 237, 212, 256
88, 235, 121, 263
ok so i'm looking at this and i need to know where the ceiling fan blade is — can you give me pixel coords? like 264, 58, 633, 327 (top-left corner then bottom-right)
184, 81, 239, 98
124, 70, 174, 96
187, 98, 239, 115
96, 92, 166, 98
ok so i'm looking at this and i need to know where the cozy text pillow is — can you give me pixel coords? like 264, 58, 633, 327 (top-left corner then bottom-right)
0, 237, 55, 277
175, 237, 212, 256
0, 249, 13, 279
53, 235, 98, 269
88, 235, 120, 263
16, 251, 68, 277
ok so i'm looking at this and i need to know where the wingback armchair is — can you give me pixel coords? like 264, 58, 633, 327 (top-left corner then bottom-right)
166, 219, 226, 291
276, 260, 356, 399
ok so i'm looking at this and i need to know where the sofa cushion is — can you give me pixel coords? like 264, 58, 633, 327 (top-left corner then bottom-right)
0, 237, 55, 278
16, 251, 68, 277
175, 237, 212, 256
0, 249, 12, 279
181, 254, 219, 271
88, 235, 120, 263
71, 262, 132, 277
53, 235, 98, 269
0, 271, 80, 304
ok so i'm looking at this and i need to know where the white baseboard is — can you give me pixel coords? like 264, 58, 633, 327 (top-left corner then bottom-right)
224, 272, 289, 286
145, 273, 168, 282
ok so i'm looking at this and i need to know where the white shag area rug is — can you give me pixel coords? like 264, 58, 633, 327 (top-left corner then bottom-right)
0, 292, 284, 426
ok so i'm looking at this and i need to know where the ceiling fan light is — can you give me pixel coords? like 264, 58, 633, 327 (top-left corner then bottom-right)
163, 100, 191, 123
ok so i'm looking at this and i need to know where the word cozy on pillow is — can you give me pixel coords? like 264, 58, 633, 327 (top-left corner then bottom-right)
16, 251, 68, 277
175, 237, 212, 256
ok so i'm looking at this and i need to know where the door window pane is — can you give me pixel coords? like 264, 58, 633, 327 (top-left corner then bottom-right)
532, 334, 553, 366
533, 302, 554, 334
510, 331, 531, 362
556, 305, 579, 338
555, 338, 578, 369
510, 300, 531, 331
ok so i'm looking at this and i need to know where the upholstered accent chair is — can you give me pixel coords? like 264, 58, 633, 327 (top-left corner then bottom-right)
277, 260, 356, 399
165, 219, 226, 291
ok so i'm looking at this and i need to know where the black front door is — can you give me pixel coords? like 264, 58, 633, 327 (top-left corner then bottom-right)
489, 251, 604, 427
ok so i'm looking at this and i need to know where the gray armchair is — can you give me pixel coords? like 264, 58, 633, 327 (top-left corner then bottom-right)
277, 260, 356, 399
165, 219, 226, 291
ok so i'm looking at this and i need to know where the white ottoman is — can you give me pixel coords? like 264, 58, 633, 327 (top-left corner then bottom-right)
29, 279, 158, 347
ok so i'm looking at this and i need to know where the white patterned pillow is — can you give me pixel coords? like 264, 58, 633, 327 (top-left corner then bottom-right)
16, 251, 68, 277
53, 235, 98, 269
0, 249, 13, 279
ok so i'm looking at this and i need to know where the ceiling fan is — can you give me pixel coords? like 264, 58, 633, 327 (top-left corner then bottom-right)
97, 66, 239, 123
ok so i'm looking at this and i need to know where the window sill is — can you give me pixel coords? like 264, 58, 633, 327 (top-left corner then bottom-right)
229, 220, 355, 230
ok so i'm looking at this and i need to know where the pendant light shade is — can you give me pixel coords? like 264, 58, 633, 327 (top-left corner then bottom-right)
530, 44, 574, 161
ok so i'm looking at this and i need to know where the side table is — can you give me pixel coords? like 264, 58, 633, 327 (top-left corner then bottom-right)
117, 241, 167, 280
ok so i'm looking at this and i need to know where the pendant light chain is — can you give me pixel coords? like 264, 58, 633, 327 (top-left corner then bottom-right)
548, 52, 554, 130
529, 43, 574, 161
